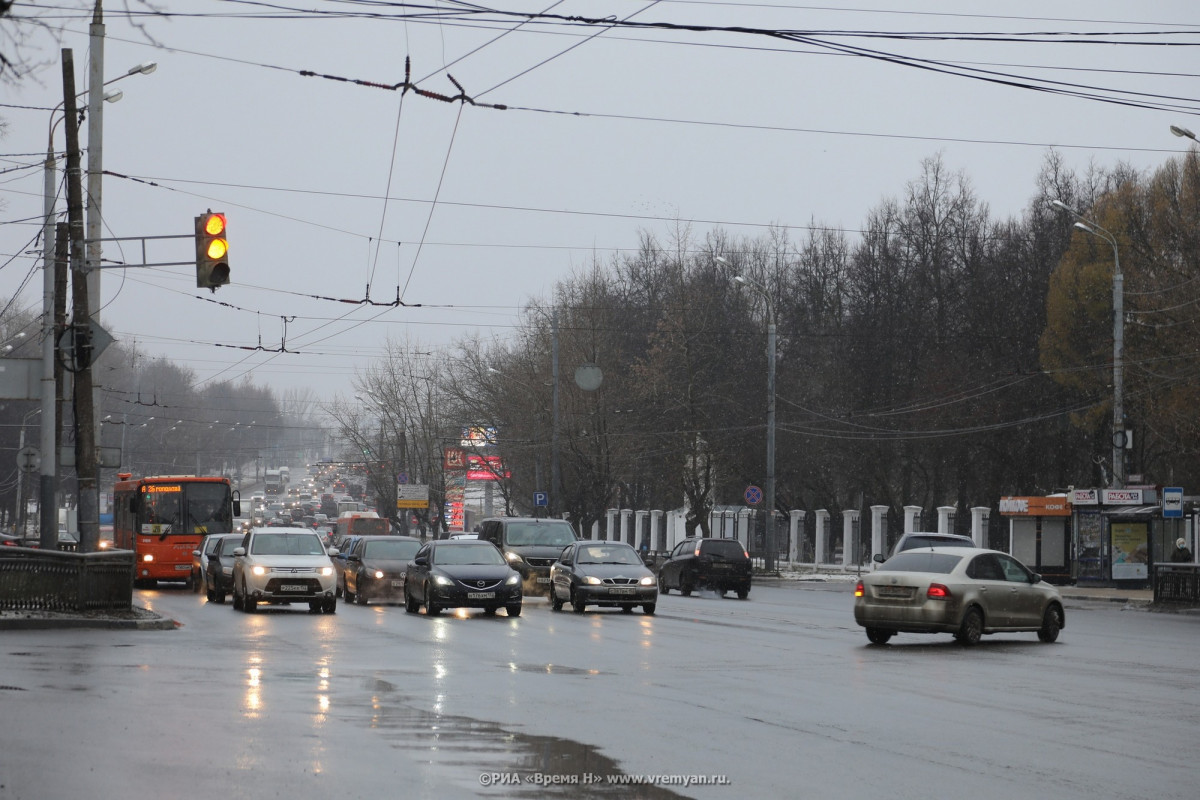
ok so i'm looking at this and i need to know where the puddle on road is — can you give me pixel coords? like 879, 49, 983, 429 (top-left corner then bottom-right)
355, 678, 685, 799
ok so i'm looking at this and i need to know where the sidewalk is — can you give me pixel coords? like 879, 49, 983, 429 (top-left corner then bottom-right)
0, 605, 176, 631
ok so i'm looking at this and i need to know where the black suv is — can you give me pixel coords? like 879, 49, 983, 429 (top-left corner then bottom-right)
477, 517, 580, 594
658, 537, 752, 598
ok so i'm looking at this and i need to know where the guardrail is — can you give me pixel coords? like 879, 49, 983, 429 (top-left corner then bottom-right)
0, 547, 135, 611
1153, 563, 1200, 605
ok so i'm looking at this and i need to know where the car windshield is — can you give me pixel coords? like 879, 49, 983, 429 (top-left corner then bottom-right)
577, 545, 642, 565
878, 552, 964, 574
434, 544, 506, 566
219, 537, 243, 555
250, 533, 325, 556
364, 540, 421, 560
504, 522, 577, 547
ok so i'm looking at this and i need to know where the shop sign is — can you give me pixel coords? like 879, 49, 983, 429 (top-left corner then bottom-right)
1102, 488, 1144, 505
1070, 489, 1099, 506
998, 496, 1072, 516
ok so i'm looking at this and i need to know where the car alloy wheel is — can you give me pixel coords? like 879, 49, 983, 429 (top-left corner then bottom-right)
506, 604, 522, 617
956, 607, 983, 645
1038, 605, 1063, 643
658, 573, 669, 594
571, 589, 586, 614
424, 585, 441, 616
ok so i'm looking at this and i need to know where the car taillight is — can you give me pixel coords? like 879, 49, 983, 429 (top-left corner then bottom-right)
926, 583, 951, 599
854, 581, 864, 597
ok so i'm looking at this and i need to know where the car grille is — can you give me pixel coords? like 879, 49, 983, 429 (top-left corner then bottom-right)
457, 579, 503, 590
524, 557, 555, 567
601, 577, 641, 586
270, 567, 319, 574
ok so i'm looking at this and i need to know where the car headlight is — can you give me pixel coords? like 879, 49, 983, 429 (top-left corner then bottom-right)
583, 576, 603, 585
99, 540, 110, 549
142, 554, 154, 563
639, 576, 655, 586
505, 552, 524, 564
505, 573, 520, 585
252, 565, 266, 576
373, 570, 384, 579
434, 575, 454, 586
320, 567, 334, 577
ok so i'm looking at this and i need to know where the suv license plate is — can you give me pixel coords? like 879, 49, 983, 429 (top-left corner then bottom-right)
536, 577, 551, 584
467, 591, 495, 599
175, 564, 191, 571
610, 587, 636, 595
280, 584, 306, 592
391, 580, 404, 587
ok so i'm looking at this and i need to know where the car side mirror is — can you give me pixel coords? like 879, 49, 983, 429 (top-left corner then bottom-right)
873, 553, 885, 563
192, 549, 200, 557
233, 547, 245, 557
1031, 573, 1042, 584
327, 547, 339, 556
414, 556, 429, 567
348, 554, 361, 562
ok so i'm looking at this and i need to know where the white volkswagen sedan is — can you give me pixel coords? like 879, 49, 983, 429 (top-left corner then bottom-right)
854, 547, 1064, 646
232, 527, 338, 614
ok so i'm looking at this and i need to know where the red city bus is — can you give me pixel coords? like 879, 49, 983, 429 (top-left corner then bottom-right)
113, 474, 241, 587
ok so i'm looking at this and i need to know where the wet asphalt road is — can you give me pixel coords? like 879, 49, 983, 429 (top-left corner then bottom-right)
2, 581, 1199, 800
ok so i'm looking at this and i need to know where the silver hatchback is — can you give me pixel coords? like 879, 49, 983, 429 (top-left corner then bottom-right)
854, 547, 1064, 646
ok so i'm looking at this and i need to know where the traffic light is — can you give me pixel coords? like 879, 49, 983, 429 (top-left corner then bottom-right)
195, 211, 230, 291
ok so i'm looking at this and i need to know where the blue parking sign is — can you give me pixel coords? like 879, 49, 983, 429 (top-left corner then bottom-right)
533, 491, 548, 507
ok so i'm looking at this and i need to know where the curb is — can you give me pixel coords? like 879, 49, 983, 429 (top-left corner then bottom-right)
0, 610, 177, 631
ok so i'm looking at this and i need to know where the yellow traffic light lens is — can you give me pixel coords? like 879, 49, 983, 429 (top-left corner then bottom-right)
204, 214, 226, 236
206, 238, 228, 259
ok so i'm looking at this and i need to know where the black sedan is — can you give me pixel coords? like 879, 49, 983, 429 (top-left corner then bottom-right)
201, 533, 244, 604
404, 540, 522, 617
550, 541, 657, 614
343, 535, 422, 605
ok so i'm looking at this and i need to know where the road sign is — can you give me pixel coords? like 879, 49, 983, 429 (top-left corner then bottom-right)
16, 445, 39, 473
1163, 486, 1184, 518
397, 472, 409, 485
396, 483, 429, 509
744, 485, 763, 506
533, 491, 548, 507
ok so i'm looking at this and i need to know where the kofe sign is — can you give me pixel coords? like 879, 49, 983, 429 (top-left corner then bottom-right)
998, 496, 1072, 516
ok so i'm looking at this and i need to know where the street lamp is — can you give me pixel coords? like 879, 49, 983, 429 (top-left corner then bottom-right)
724, 260, 778, 571
1170, 125, 1197, 141
1051, 199, 1125, 487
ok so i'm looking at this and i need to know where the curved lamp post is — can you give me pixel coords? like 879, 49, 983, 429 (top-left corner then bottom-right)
724, 259, 778, 571
1051, 200, 1125, 487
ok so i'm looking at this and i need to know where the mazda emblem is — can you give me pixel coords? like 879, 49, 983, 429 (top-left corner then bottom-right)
477, 580, 485, 588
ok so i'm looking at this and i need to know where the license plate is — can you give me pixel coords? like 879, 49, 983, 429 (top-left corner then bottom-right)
876, 586, 911, 598
467, 591, 495, 599
536, 577, 551, 584
391, 580, 404, 588
711, 563, 731, 570
175, 564, 191, 571
280, 584, 307, 592
610, 587, 636, 595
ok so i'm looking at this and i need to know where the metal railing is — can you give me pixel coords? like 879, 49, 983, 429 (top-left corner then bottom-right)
0, 547, 135, 611
1153, 563, 1200, 605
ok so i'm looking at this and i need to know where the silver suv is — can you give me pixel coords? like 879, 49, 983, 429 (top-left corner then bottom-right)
232, 527, 338, 613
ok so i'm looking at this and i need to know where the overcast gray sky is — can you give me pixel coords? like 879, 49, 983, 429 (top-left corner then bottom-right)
2, 0, 1197, 402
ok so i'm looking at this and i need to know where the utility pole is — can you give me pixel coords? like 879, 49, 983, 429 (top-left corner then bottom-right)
39, 130, 59, 549
62, 49, 100, 553
551, 309, 561, 518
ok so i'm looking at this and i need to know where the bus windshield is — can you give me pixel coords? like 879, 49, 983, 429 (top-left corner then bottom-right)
139, 482, 233, 535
